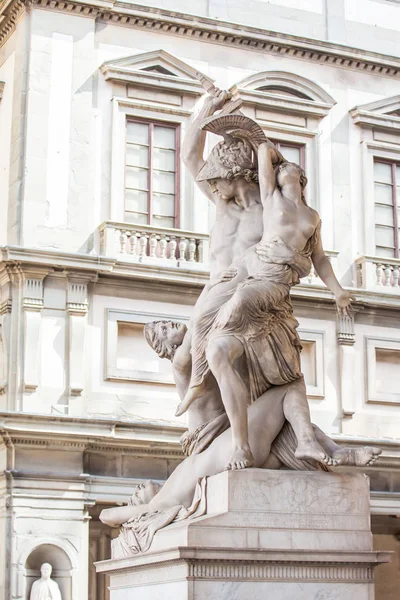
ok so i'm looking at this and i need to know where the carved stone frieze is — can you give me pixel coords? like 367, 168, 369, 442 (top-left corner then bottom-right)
186, 560, 374, 582
1, 0, 400, 78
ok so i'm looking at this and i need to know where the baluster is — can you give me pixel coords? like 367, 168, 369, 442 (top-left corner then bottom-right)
168, 237, 177, 259
392, 265, 399, 287
384, 264, 392, 286
129, 232, 138, 257
197, 240, 204, 264
178, 237, 187, 262
149, 234, 158, 259
138, 233, 147, 261
376, 263, 383, 286
307, 264, 315, 284
159, 235, 168, 259
188, 238, 196, 262
119, 230, 128, 254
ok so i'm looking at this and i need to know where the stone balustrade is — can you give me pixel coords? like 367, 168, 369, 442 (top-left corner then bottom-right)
98, 222, 342, 286
99, 221, 210, 270
356, 256, 400, 293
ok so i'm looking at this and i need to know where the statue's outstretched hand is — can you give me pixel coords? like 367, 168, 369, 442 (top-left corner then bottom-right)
335, 290, 356, 319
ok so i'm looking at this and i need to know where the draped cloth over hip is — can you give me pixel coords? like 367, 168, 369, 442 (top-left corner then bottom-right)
111, 478, 208, 559
190, 262, 302, 403
190, 221, 322, 403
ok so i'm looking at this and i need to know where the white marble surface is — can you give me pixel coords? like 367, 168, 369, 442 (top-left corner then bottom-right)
96, 469, 390, 600
149, 469, 372, 554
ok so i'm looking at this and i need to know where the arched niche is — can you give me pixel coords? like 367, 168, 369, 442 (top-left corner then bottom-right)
25, 544, 72, 600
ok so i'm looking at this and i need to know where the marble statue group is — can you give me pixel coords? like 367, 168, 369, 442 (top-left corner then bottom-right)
100, 90, 382, 557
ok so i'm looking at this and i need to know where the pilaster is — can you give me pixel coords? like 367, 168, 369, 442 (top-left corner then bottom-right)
65, 272, 96, 413
0, 266, 12, 401
20, 268, 50, 399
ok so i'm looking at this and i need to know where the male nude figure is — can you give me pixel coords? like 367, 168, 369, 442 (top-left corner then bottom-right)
174, 90, 311, 396
178, 116, 353, 470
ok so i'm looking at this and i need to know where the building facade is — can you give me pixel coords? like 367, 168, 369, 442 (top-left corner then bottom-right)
0, 0, 400, 598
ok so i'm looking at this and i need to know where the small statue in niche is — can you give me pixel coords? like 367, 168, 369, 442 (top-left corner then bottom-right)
30, 563, 62, 600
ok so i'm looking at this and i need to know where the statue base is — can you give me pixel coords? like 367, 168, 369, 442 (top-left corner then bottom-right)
95, 469, 391, 599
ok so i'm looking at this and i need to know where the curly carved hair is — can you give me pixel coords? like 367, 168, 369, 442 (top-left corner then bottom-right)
144, 320, 178, 361
225, 165, 259, 183
198, 137, 259, 183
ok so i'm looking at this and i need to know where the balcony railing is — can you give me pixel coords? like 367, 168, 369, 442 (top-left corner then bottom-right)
98, 221, 339, 287
99, 221, 210, 271
356, 255, 400, 293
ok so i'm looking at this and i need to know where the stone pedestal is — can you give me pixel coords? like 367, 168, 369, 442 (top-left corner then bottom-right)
95, 469, 391, 599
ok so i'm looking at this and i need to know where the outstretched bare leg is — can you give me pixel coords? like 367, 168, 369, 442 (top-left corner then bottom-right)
312, 424, 382, 466
207, 334, 254, 470
283, 377, 336, 466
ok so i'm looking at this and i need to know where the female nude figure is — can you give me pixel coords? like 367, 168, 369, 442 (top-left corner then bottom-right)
176, 115, 353, 471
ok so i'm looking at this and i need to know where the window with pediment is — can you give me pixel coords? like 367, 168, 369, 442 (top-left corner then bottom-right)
125, 119, 180, 228
351, 95, 400, 260
230, 71, 336, 209
373, 159, 400, 258
100, 50, 214, 230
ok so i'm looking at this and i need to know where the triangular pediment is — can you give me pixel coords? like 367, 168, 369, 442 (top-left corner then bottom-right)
350, 95, 400, 131
351, 94, 400, 116
100, 50, 214, 95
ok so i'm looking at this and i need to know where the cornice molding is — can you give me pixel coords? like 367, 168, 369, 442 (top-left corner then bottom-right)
2, 0, 400, 78
96, 546, 392, 578
97, 3, 400, 78
3, 246, 400, 310
0, 411, 185, 456
0, 0, 24, 48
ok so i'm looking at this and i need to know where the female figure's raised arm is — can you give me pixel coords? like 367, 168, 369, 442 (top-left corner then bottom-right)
257, 142, 282, 208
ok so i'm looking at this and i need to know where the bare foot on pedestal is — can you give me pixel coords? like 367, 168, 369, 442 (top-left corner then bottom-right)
225, 444, 254, 471
175, 384, 205, 417
295, 439, 338, 467
332, 446, 382, 467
